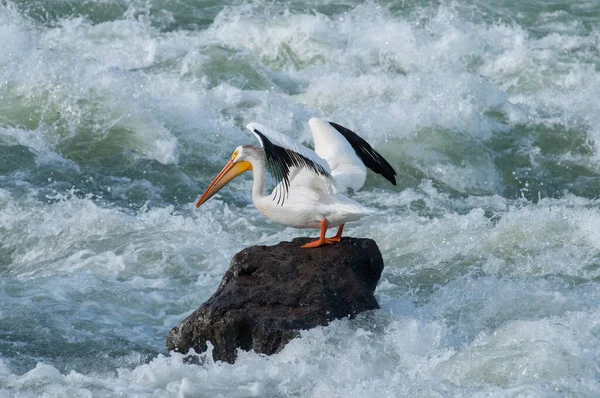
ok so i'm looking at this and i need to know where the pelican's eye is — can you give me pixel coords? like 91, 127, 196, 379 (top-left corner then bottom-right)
231, 150, 239, 160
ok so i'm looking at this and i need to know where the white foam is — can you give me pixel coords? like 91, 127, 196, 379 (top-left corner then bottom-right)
4, 305, 597, 396
1, 190, 245, 279
437, 310, 600, 391
363, 187, 600, 280
209, 3, 510, 144
0, 11, 186, 165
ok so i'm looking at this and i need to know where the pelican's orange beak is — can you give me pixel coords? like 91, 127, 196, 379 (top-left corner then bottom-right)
196, 160, 253, 208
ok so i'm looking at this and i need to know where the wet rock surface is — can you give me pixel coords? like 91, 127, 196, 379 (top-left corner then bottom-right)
166, 237, 384, 363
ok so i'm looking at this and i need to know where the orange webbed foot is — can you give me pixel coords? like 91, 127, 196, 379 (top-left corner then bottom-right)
301, 239, 333, 248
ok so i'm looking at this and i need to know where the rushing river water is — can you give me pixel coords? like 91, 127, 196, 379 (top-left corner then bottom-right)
2, 0, 600, 396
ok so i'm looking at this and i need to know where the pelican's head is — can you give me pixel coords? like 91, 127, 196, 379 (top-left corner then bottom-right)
195, 146, 254, 208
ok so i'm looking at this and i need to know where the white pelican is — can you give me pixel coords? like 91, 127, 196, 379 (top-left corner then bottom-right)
196, 118, 397, 248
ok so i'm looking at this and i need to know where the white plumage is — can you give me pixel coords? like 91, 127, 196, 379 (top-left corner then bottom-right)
308, 118, 366, 192
196, 118, 396, 248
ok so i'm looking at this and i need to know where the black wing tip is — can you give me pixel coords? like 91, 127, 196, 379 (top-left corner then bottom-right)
328, 121, 398, 186
382, 173, 397, 186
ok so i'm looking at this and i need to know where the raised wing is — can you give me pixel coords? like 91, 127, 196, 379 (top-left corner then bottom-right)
246, 122, 333, 205
308, 118, 397, 191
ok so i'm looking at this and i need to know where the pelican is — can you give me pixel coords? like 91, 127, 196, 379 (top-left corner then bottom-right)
196, 118, 397, 248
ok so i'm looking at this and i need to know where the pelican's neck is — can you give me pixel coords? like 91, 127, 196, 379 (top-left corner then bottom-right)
248, 150, 267, 201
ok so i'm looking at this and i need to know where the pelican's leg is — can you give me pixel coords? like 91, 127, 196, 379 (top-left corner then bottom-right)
301, 219, 332, 248
325, 224, 344, 243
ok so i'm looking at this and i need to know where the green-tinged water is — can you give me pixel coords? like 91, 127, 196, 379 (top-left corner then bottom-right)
2, 0, 600, 396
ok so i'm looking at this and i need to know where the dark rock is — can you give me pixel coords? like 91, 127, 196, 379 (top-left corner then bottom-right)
166, 237, 384, 363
